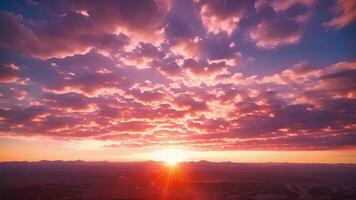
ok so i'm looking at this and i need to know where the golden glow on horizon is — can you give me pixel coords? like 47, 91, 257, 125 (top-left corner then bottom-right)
1, 138, 356, 164
152, 148, 187, 166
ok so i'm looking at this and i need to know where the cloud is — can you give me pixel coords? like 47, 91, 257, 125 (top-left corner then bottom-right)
0, 11, 93, 58
251, 0, 316, 48
156, 60, 182, 76
175, 94, 208, 113
182, 58, 229, 76
0, 105, 48, 125
256, 0, 316, 12
0, 0, 168, 58
0, 0, 355, 151
40, 115, 82, 131
249, 18, 304, 48
67, 71, 127, 95
324, 0, 356, 29
127, 87, 165, 103
0, 64, 19, 82
198, 0, 253, 35
165, 0, 204, 41
0, 86, 27, 104
42, 92, 91, 110
1, 58, 355, 149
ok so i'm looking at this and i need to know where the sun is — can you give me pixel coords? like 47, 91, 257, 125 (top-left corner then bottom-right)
153, 148, 187, 166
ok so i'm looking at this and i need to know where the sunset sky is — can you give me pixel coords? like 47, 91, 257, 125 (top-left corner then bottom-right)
0, 0, 355, 163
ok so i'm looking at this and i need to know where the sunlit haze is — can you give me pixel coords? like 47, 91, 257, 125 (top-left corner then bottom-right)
152, 148, 187, 166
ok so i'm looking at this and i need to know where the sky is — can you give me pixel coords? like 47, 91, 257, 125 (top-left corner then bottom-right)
0, 0, 355, 163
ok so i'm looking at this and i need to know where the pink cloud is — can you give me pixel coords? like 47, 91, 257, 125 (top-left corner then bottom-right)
65, 71, 127, 95
0, 0, 168, 59
258, 0, 316, 12
198, 0, 253, 35
250, 18, 304, 48
42, 92, 91, 110
324, 0, 356, 29
0, 0, 355, 152
157, 61, 182, 76
0, 58, 354, 151
175, 94, 208, 113
182, 58, 228, 76
112, 121, 154, 132
128, 88, 164, 103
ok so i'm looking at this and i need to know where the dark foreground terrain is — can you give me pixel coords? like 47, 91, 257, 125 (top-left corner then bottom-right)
1, 161, 356, 200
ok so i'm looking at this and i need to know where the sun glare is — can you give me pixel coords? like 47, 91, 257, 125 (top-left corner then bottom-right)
153, 148, 187, 166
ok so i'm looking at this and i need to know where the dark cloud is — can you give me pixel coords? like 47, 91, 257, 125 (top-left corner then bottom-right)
182, 58, 228, 75
0, 64, 19, 82
0, 105, 47, 125
42, 92, 91, 110
175, 94, 208, 113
